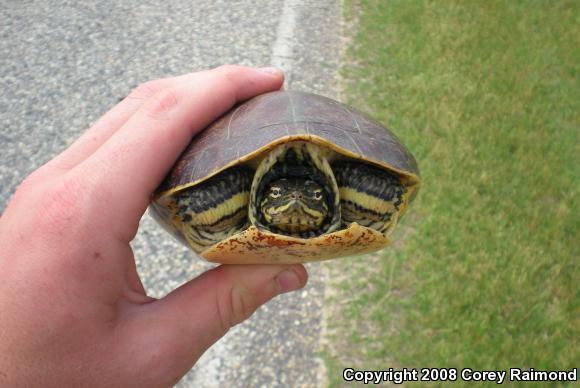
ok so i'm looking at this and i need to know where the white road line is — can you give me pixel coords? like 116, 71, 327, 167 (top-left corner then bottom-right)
271, 0, 302, 86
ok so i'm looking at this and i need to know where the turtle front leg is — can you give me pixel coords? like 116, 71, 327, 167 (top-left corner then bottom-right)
173, 166, 253, 252
331, 161, 407, 234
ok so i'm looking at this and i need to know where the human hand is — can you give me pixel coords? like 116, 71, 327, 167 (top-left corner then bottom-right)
0, 66, 307, 387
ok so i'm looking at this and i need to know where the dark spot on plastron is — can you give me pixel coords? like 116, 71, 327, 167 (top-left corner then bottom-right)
351, 235, 364, 247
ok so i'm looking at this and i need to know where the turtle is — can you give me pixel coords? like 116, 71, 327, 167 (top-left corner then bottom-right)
150, 90, 420, 264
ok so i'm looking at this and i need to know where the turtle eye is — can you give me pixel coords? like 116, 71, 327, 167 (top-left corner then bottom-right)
313, 190, 322, 200
270, 187, 281, 198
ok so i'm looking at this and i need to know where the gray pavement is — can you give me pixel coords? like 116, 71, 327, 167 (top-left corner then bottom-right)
1, 1, 342, 386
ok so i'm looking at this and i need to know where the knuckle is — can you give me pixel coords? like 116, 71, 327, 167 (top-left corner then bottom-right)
210, 65, 246, 104
218, 284, 254, 331
141, 87, 180, 120
233, 286, 254, 323
127, 80, 166, 101
12, 177, 37, 201
38, 175, 88, 234
214, 64, 244, 76
213, 65, 247, 87
8, 170, 49, 208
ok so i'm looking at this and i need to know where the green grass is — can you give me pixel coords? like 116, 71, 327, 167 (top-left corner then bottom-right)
324, 0, 579, 386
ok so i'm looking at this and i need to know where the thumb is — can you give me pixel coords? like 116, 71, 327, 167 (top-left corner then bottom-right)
124, 264, 307, 385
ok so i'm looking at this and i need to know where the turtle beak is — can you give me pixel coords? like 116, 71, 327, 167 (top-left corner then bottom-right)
285, 191, 303, 208
289, 199, 301, 209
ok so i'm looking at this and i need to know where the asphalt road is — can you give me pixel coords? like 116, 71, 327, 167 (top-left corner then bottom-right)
1, 1, 342, 386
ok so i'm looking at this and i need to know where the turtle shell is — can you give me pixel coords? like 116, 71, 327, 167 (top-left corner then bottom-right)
151, 90, 420, 264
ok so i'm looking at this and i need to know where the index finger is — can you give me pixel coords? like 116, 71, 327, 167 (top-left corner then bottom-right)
73, 66, 284, 239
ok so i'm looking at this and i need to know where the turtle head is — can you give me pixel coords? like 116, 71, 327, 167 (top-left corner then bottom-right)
259, 178, 329, 234
250, 142, 342, 237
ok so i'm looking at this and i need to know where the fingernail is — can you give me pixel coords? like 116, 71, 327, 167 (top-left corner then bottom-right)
276, 268, 302, 293
258, 66, 284, 76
